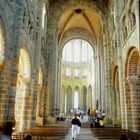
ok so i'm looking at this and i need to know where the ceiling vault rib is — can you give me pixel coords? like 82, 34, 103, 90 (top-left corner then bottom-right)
82, 12, 97, 43
59, 12, 75, 42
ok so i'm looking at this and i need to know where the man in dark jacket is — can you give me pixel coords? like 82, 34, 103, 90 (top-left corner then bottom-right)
71, 114, 81, 140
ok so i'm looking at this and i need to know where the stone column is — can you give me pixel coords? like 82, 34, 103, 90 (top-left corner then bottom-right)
134, 0, 140, 50
103, 31, 111, 115
57, 54, 61, 115
128, 76, 140, 133
4, 0, 24, 127
17, 79, 30, 131
114, 0, 127, 129
124, 79, 132, 130
46, 24, 58, 115
103, 35, 108, 113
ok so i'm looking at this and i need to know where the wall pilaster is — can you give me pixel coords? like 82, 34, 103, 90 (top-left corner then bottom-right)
114, 0, 127, 129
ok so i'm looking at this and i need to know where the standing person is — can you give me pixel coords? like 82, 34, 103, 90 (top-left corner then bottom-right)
99, 118, 105, 128
71, 114, 81, 140
77, 115, 81, 135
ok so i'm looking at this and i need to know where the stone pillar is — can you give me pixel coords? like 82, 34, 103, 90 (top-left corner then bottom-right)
124, 79, 132, 130
47, 26, 58, 115
15, 79, 30, 131
103, 31, 111, 115
134, 0, 140, 50
36, 84, 43, 126
114, 0, 127, 129
57, 55, 61, 115
0, 0, 24, 127
79, 89, 83, 110
0, 61, 13, 126
128, 76, 140, 133
103, 35, 108, 113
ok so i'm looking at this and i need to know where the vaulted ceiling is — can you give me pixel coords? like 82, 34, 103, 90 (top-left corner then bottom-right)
58, 8, 102, 42
47, 0, 109, 46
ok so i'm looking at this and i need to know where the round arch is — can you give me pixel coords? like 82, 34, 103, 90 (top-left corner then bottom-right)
61, 38, 94, 65
59, 28, 95, 50
125, 47, 140, 132
60, 37, 95, 58
125, 47, 139, 78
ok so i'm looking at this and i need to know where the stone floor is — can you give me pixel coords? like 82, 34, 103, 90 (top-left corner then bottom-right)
64, 127, 96, 140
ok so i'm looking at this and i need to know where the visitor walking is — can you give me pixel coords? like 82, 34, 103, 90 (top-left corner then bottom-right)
71, 114, 81, 140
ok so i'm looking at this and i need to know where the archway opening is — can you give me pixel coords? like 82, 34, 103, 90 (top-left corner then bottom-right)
61, 39, 94, 114
125, 48, 140, 132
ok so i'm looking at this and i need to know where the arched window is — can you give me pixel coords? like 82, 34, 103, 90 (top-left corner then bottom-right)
62, 39, 93, 63
74, 40, 80, 63
0, 22, 5, 62
42, 4, 46, 28
122, 16, 128, 41
62, 43, 72, 62
75, 68, 79, 77
74, 91, 79, 108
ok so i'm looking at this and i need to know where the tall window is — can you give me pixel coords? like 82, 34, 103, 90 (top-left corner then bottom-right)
74, 40, 80, 62
62, 43, 72, 62
42, 4, 46, 28
0, 24, 4, 57
62, 39, 93, 63
75, 68, 79, 77
74, 91, 79, 108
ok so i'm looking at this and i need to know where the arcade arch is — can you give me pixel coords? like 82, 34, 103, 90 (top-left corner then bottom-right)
125, 47, 140, 132
61, 39, 94, 113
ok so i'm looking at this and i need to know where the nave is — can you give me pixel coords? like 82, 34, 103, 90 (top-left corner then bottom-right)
0, 0, 140, 139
